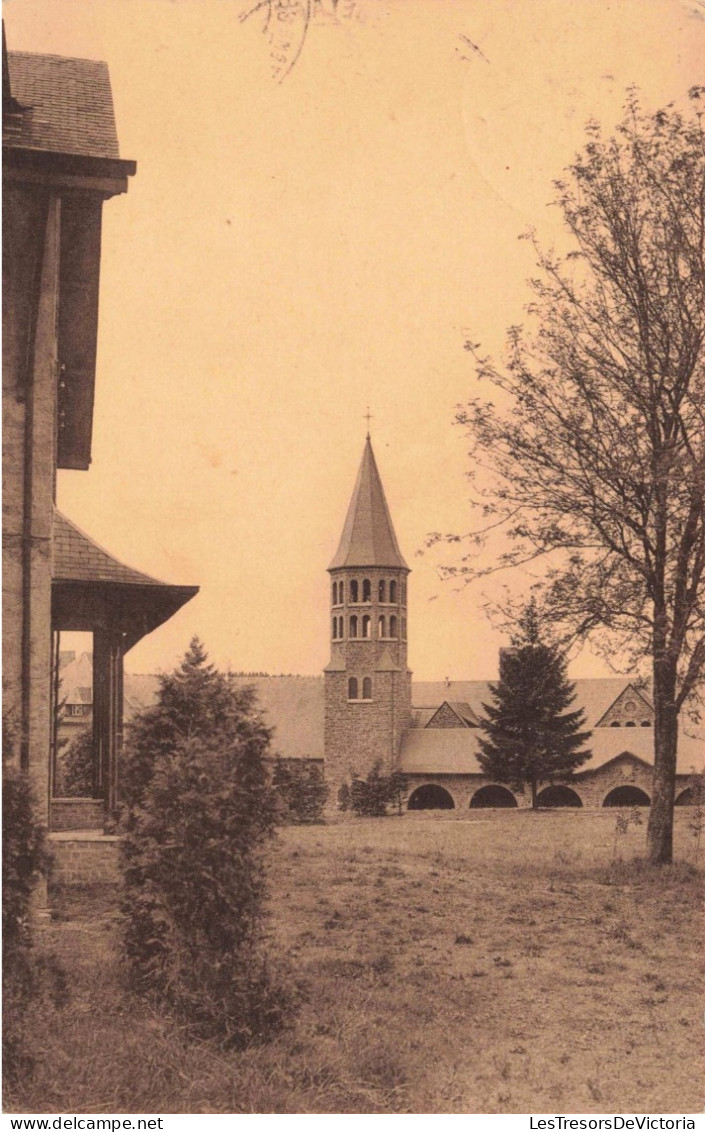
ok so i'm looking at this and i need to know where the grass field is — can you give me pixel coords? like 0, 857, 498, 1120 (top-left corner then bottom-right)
6, 810, 704, 1115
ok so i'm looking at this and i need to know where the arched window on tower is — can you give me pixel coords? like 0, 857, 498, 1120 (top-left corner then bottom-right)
350, 580, 359, 603
332, 581, 337, 605
378, 579, 386, 602
362, 615, 371, 638
362, 579, 371, 602
348, 677, 358, 700
378, 615, 386, 638
402, 617, 407, 639
401, 581, 407, 604
332, 618, 337, 639
389, 580, 397, 603
339, 580, 344, 603
362, 677, 372, 699
338, 616, 344, 638
350, 615, 358, 638
389, 615, 397, 638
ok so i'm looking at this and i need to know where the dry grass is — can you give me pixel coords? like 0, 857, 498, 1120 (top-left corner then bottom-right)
6, 810, 704, 1114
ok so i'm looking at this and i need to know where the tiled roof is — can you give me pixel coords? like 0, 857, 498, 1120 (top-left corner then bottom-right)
58, 651, 94, 705
121, 674, 325, 761
53, 511, 168, 586
399, 728, 484, 775
113, 670, 702, 775
233, 676, 325, 761
329, 437, 408, 570
4, 50, 120, 159
124, 674, 161, 720
411, 678, 647, 729
398, 720, 703, 776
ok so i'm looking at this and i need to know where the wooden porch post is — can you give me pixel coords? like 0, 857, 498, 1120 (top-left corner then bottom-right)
93, 630, 124, 830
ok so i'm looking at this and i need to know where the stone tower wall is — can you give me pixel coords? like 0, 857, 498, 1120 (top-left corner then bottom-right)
325, 565, 412, 802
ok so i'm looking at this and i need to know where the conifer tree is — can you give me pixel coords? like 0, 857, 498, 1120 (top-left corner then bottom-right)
120, 639, 290, 1047
478, 603, 592, 808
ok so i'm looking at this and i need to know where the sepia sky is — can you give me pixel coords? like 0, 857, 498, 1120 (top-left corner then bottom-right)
5, 0, 704, 679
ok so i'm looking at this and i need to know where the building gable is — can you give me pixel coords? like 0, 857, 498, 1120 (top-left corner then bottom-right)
596, 684, 654, 729
426, 701, 478, 729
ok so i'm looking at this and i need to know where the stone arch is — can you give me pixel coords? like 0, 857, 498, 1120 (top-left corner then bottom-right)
408, 784, 455, 810
675, 788, 694, 805
603, 785, 651, 807
536, 784, 582, 808
469, 784, 518, 808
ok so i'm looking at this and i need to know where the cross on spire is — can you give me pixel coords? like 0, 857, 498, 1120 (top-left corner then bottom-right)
364, 406, 373, 437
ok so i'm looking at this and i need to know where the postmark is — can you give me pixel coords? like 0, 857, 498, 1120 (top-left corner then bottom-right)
240, 0, 361, 81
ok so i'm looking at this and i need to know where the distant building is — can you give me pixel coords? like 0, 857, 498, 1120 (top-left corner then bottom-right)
199, 438, 701, 811
2, 31, 198, 842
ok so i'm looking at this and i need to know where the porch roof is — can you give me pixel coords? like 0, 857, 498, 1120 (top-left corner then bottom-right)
52, 511, 198, 651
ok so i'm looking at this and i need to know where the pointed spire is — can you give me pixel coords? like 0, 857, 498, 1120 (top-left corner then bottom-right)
329, 437, 408, 570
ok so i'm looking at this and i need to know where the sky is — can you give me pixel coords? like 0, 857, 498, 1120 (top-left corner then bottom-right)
5, 0, 705, 679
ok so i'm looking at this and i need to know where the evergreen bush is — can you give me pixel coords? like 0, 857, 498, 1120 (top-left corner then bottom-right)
350, 763, 408, 817
2, 718, 65, 1085
272, 758, 328, 823
120, 639, 293, 1047
478, 602, 592, 807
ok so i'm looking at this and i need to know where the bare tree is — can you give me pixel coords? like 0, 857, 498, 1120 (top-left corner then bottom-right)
448, 92, 705, 865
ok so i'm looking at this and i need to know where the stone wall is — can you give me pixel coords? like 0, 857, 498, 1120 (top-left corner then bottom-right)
48, 832, 120, 886
2, 189, 61, 824
403, 760, 694, 810
50, 798, 103, 831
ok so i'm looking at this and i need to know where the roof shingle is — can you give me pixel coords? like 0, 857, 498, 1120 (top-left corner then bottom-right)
329, 437, 408, 570
4, 50, 120, 159
53, 511, 169, 587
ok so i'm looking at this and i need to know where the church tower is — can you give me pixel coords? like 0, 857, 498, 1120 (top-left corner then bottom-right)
324, 435, 412, 802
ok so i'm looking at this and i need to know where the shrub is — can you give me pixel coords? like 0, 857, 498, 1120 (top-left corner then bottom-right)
57, 726, 94, 797
272, 758, 328, 823
120, 639, 293, 1047
350, 763, 408, 817
2, 719, 64, 1085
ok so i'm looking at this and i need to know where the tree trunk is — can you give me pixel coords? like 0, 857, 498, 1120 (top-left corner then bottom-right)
647, 660, 679, 865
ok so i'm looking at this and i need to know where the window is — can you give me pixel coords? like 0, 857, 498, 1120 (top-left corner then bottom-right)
339, 580, 344, 603
350, 580, 359, 603
378, 579, 386, 602
350, 615, 358, 638
338, 616, 344, 638
348, 677, 358, 700
332, 618, 337, 639
641, 720, 651, 727
362, 579, 371, 602
625, 720, 636, 727
389, 615, 397, 638
332, 581, 338, 605
610, 720, 621, 727
362, 677, 372, 700
378, 615, 386, 638
362, 615, 371, 638
401, 617, 407, 639
401, 581, 407, 604
389, 580, 397, 603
